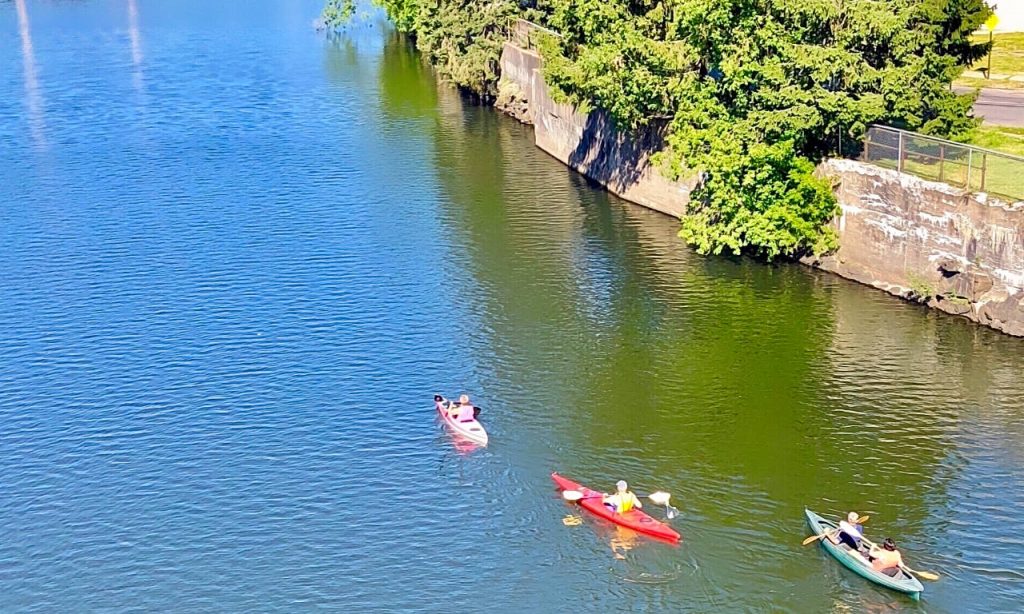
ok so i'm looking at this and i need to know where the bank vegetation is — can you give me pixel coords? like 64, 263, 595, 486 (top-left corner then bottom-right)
327, 0, 993, 260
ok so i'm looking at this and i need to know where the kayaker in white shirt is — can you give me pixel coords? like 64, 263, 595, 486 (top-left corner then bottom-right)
837, 511, 865, 551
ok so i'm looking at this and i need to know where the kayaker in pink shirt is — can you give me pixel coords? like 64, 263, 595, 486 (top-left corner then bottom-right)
433, 393, 481, 421
448, 394, 477, 422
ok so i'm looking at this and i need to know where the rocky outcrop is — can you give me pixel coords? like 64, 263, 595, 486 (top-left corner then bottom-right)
495, 78, 531, 124
497, 36, 1024, 337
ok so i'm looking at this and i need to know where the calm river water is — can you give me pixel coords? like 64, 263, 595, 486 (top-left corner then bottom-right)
2, 1, 1023, 611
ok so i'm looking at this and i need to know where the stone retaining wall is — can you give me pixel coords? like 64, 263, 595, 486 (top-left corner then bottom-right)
809, 160, 1024, 336
497, 41, 1024, 336
498, 44, 698, 218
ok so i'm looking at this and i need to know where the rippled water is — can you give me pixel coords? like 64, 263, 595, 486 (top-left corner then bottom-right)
2, 1, 1023, 611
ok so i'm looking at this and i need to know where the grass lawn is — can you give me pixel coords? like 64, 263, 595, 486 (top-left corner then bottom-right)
956, 76, 1024, 90
955, 32, 1024, 90
967, 125, 1024, 157
866, 126, 1024, 201
966, 126, 1024, 201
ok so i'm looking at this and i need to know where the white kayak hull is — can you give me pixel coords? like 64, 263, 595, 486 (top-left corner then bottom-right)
435, 400, 488, 445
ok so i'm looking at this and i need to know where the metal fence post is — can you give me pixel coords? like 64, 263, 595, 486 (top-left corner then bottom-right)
859, 123, 1022, 201
981, 152, 987, 192
967, 149, 973, 191
898, 130, 905, 173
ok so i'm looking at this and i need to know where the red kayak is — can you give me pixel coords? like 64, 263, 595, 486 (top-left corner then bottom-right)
551, 472, 680, 543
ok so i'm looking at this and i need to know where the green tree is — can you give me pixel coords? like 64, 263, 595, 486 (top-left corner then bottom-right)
321, 0, 355, 29
342, 0, 991, 258
537, 0, 991, 258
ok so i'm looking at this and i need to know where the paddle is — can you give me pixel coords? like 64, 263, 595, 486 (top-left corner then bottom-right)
434, 395, 482, 419
562, 490, 679, 519
802, 516, 869, 545
858, 535, 940, 581
648, 492, 679, 519
899, 564, 939, 581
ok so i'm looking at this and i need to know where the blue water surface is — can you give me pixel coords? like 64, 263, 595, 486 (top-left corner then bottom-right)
3, 1, 1024, 612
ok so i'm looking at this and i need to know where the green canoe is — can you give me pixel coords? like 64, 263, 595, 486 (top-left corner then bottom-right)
804, 508, 924, 601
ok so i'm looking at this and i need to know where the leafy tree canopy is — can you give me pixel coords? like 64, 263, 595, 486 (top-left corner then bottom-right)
321, 0, 356, 29
356, 0, 992, 258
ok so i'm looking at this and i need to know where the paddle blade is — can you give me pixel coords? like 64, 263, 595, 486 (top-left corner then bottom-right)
915, 570, 939, 581
664, 506, 679, 520
856, 515, 869, 524
562, 490, 584, 502
802, 533, 825, 546
647, 491, 671, 506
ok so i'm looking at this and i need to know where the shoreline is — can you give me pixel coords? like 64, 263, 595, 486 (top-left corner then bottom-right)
492, 37, 1024, 338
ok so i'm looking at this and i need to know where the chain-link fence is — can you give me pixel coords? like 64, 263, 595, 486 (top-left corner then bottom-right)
508, 18, 560, 51
862, 125, 1024, 203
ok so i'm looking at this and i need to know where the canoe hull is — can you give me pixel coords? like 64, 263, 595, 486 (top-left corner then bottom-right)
552, 472, 680, 543
804, 508, 923, 600
435, 400, 488, 446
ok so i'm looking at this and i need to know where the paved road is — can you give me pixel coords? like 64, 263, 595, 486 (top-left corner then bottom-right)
956, 87, 1024, 127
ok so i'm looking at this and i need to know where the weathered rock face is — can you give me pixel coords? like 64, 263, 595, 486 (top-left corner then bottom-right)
497, 39, 1024, 337
807, 160, 1024, 336
498, 44, 698, 218
494, 71, 531, 124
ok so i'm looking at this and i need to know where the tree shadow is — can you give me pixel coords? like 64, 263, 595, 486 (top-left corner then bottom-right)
566, 110, 669, 194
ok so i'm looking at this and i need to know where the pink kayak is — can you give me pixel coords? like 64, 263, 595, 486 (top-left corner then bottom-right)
552, 472, 680, 543
435, 397, 488, 446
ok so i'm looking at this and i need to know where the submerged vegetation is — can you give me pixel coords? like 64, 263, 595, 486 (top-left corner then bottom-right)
345, 0, 992, 260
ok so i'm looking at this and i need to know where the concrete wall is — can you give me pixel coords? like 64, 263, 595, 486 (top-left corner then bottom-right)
498, 44, 698, 218
810, 160, 1024, 335
497, 40, 1024, 336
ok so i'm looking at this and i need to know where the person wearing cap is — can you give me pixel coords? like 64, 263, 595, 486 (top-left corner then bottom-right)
603, 481, 642, 514
868, 538, 904, 576
836, 511, 865, 551
447, 394, 477, 422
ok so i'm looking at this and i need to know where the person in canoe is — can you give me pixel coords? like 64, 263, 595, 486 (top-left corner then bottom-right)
836, 511, 865, 551
868, 538, 905, 577
603, 480, 642, 514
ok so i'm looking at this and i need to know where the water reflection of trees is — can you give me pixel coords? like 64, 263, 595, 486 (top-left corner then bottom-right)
371, 30, 1024, 608
377, 33, 436, 121
384, 25, 956, 514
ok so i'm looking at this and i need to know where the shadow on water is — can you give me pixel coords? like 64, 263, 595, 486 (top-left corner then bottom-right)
377, 33, 437, 120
